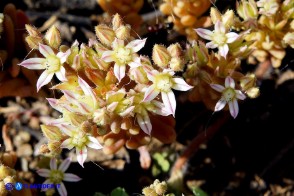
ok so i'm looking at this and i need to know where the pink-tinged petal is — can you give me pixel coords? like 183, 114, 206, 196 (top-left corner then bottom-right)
48, 118, 67, 126
50, 158, 57, 170
58, 158, 71, 172
210, 84, 225, 92
146, 70, 157, 81
112, 38, 124, 49
63, 90, 79, 102
229, 99, 239, 119
76, 147, 87, 168
143, 85, 160, 102
37, 71, 54, 92
77, 102, 91, 114
215, 98, 226, 112
128, 56, 141, 68
161, 91, 176, 117
78, 77, 96, 107
151, 100, 172, 116
215, 21, 225, 34
219, 44, 229, 58
87, 136, 103, 150
236, 90, 246, 100
137, 113, 152, 135
119, 106, 135, 117
64, 173, 82, 182
61, 139, 74, 150
225, 76, 235, 88
206, 41, 218, 49
18, 58, 46, 69
101, 51, 114, 62
37, 169, 50, 177
57, 49, 71, 63
46, 98, 63, 112
126, 38, 147, 52
195, 28, 213, 40
172, 78, 193, 91
57, 182, 67, 196
114, 63, 126, 82
55, 66, 67, 81
59, 124, 74, 136
226, 32, 239, 43
39, 43, 54, 57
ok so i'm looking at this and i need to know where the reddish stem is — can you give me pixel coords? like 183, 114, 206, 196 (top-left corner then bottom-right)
171, 114, 229, 173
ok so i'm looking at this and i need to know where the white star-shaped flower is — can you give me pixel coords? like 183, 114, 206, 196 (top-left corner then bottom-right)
101, 38, 146, 82
195, 21, 239, 58
210, 76, 246, 118
18, 43, 70, 91
37, 158, 81, 196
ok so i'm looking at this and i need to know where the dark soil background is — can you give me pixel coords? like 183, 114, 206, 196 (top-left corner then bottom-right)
1, 0, 294, 195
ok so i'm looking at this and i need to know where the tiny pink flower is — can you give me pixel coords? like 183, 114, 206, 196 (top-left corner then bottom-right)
37, 158, 81, 196
143, 69, 193, 117
210, 76, 246, 119
195, 21, 239, 58
101, 38, 147, 82
18, 43, 70, 91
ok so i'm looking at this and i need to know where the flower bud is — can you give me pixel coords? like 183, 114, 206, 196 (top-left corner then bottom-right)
155, 181, 168, 195
25, 36, 43, 49
0, 165, 15, 180
167, 43, 182, 57
142, 187, 157, 196
246, 87, 260, 98
38, 144, 50, 154
115, 25, 131, 40
152, 44, 171, 68
169, 57, 184, 71
80, 121, 93, 133
95, 25, 115, 46
48, 141, 62, 155
237, 0, 258, 20
112, 14, 123, 31
283, 32, 294, 48
222, 10, 235, 28
3, 176, 15, 185
129, 66, 149, 84
44, 25, 61, 49
240, 74, 256, 91
25, 24, 41, 37
93, 108, 110, 126
41, 125, 63, 141
210, 7, 222, 24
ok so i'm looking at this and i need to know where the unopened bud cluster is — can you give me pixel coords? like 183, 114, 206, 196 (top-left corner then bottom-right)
159, 0, 212, 41
142, 179, 172, 196
235, 0, 294, 68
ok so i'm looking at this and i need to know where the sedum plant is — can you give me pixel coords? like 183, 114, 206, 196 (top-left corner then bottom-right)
19, 14, 192, 167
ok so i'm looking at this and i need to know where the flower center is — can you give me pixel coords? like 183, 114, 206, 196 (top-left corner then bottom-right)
44, 55, 61, 73
213, 33, 227, 45
49, 170, 64, 184
115, 47, 132, 65
154, 73, 173, 92
222, 88, 236, 102
71, 132, 88, 149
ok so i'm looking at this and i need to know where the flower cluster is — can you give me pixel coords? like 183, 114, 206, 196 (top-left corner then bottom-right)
159, 0, 212, 41
18, 14, 192, 166
236, 0, 294, 68
183, 8, 260, 118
